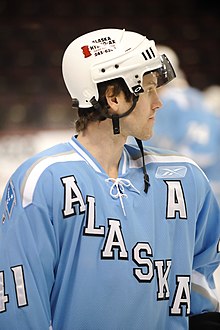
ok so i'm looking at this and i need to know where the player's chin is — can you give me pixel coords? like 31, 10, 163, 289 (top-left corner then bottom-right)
136, 128, 153, 141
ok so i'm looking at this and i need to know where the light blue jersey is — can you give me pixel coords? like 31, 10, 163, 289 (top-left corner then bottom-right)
0, 135, 219, 330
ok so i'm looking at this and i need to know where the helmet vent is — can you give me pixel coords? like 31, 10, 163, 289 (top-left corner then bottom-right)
141, 47, 156, 61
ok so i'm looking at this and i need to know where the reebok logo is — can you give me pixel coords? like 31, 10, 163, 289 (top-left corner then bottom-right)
156, 166, 187, 179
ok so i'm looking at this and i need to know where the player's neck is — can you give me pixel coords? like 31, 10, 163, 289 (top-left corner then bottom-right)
77, 122, 126, 178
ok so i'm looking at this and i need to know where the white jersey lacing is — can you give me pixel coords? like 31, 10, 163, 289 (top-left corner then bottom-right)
105, 178, 140, 216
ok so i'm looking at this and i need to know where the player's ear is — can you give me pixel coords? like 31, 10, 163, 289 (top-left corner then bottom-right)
105, 86, 122, 113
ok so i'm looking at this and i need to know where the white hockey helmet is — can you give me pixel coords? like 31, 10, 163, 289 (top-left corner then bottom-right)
62, 28, 175, 108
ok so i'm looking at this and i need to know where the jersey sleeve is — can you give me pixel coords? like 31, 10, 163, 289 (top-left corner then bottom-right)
0, 169, 56, 329
190, 175, 220, 315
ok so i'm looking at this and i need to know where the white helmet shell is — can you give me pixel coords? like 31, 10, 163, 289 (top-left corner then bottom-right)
62, 28, 172, 108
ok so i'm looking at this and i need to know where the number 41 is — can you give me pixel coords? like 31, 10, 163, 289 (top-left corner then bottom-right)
0, 265, 28, 312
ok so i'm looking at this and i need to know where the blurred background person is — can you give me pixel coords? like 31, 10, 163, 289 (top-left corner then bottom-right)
203, 84, 220, 203
128, 45, 220, 205
204, 85, 220, 117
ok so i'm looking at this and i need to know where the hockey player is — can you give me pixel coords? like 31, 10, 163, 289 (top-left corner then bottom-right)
0, 28, 219, 329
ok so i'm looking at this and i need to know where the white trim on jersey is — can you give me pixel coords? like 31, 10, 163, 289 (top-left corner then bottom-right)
21, 152, 83, 208
121, 149, 129, 175
21, 139, 127, 209
68, 139, 102, 173
130, 153, 209, 181
192, 270, 220, 310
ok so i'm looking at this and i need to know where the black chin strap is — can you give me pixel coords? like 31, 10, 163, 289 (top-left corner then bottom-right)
90, 95, 139, 135
90, 95, 149, 193
110, 96, 139, 134
135, 138, 150, 193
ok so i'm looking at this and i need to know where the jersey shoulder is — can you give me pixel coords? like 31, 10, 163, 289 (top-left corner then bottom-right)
126, 141, 190, 160
1, 140, 82, 209
125, 142, 207, 178
13, 140, 78, 176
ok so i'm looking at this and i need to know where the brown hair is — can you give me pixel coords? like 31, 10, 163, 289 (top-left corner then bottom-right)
75, 77, 133, 132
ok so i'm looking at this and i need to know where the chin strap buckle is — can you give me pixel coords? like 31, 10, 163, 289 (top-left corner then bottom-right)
112, 115, 120, 134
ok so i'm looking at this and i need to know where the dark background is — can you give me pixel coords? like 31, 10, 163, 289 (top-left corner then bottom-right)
0, 0, 219, 131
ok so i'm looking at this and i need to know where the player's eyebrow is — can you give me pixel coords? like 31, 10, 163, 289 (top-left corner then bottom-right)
145, 81, 157, 88
149, 81, 157, 86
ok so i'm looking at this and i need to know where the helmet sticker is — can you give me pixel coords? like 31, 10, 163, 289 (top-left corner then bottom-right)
81, 36, 116, 58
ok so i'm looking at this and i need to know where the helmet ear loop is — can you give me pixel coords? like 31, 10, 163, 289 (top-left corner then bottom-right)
90, 96, 120, 134
110, 94, 139, 135
90, 95, 139, 135
111, 95, 138, 134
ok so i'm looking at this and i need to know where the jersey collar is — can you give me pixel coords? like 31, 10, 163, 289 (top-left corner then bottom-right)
68, 135, 129, 176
